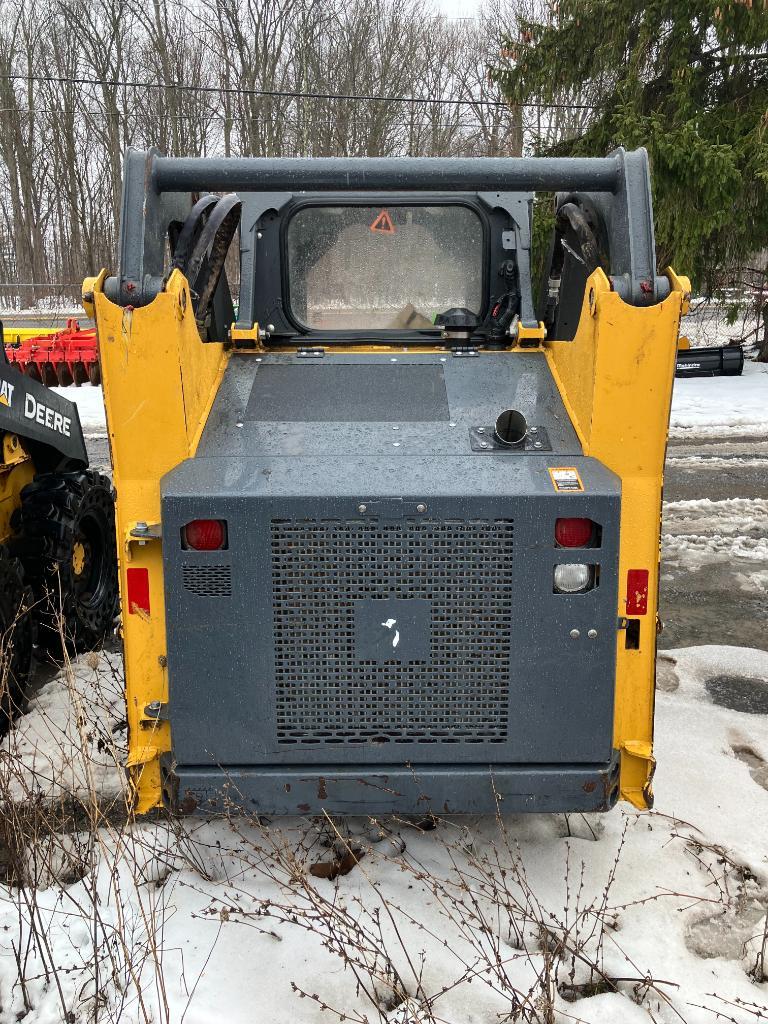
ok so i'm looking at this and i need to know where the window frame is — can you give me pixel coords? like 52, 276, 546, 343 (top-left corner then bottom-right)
280, 196, 491, 341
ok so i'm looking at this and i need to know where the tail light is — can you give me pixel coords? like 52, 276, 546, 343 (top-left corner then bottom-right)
555, 517, 594, 548
182, 519, 227, 551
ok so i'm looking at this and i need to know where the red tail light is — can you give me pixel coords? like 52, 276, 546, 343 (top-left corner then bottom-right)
555, 517, 593, 548
182, 519, 227, 551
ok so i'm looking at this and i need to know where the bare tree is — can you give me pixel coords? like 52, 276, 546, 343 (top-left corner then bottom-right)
0, 0, 525, 307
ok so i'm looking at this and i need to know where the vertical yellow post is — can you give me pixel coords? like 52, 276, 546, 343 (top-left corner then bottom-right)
83, 271, 228, 812
546, 268, 690, 807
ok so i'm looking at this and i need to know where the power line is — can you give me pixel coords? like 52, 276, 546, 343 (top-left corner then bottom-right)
0, 71, 601, 111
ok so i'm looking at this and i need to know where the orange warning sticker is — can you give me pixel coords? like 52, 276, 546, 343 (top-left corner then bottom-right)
548, 466, 584, 492
370, 209, 396, 234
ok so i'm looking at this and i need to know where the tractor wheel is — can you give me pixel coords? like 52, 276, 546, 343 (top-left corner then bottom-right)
0, 549, 34, 718
11, 472, 119, 653
87, 362, 101, 387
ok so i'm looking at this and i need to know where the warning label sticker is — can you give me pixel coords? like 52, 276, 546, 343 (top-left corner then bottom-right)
549, 467, 584, 492
370, 209, 396, 234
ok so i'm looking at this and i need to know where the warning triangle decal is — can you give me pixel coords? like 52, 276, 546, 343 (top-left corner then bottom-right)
370, 209, 396, 234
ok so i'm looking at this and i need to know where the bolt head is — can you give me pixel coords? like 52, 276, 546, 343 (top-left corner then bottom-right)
477, 427, 485, 434
358, 504, 367, 513
588, 629, 598, 639
416, 503, 427, 513
480, 441, 489, 449
534, 441, 543, 449
570, 629, 580, 639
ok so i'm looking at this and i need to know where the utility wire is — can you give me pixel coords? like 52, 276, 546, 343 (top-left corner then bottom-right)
0, 71, 601, 111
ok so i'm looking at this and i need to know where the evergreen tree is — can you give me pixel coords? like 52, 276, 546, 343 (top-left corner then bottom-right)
495, 1, 768, 354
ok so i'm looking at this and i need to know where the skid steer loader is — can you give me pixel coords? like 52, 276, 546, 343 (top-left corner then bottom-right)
84, 147, 690, 817
0, 334, 118, 713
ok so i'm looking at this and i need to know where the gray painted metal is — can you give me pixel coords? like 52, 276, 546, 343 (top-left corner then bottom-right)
197, 351, 581, 459
245, 362, 451, 422
175, 757, 621, 816
160, 351, 622, 813
153, 154, 621, 194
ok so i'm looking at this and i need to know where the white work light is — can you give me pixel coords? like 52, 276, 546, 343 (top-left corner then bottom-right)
554, 563, 592, 594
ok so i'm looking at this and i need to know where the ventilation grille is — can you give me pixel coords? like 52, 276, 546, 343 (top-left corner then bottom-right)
271, 517, 514, 745
182, 564, 232, 597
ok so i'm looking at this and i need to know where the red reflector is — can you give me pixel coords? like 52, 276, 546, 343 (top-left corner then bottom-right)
126, 567, 150, 616
183, 519, 226, 551
555, 517, 593, 548
626, 569, 649, 615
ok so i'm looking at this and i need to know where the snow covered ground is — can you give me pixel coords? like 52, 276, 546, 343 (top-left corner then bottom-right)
670, 360, 768, 439
1, 647, 767, 1023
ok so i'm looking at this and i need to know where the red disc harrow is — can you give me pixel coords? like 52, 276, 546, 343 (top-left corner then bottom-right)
4, 319, 100, 387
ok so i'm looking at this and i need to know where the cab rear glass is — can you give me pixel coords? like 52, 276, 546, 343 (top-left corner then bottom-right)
285, 204, 483, 331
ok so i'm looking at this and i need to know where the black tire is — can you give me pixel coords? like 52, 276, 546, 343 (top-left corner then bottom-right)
11, 471, 119, 653
0, 549, 34, 717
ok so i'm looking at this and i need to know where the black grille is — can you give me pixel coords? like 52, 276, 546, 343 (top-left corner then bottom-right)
271, 517, 514, 745
182, 564, 232, 597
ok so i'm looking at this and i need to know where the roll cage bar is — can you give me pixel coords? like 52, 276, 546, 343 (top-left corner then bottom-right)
104, 147, 668, 340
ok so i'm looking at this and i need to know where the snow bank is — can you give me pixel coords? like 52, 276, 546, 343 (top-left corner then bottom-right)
1, 646, 767, 1023
662, 497, 768, 562
670, 359, 768, 438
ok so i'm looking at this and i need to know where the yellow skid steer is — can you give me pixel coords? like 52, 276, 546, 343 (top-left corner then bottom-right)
83, 148, 689, 816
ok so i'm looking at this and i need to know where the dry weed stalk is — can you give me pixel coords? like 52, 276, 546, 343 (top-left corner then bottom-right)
0, 605, 171, 1023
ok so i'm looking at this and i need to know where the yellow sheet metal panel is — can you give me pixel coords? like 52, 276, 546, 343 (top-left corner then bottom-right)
546, 269, 687, 808
0, 437, 34, 545
2, 327, 60, 345
89, 270, 228, 812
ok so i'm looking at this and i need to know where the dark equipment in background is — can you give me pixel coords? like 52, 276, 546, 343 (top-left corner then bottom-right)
675, 344, 744, 378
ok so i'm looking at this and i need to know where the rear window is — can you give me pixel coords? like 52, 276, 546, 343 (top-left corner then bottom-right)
286, 205, 483, 331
